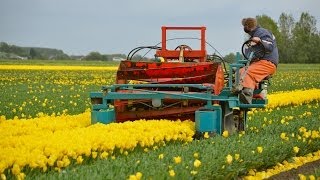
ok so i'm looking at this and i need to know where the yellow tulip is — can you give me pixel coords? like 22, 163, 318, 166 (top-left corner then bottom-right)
257, 147, 263, 154
190, 170, 198, 175
1, 174, 6, 180
174, 156, 182, 164
76, 156, 83, 164
308, 175, 315, 180
235, 154, 240, 161
280, 133, 289, 141
169, 170, 175, 177
222, 131, 229, 138
11, 164, 20, 175
135, 172, 142, 180
158, 154, 164, 160
204, 132, 209, 139
193, 159, 201, 168
226, 154, 233, 164
298, 174, 307, 180
293, 146, 300, 154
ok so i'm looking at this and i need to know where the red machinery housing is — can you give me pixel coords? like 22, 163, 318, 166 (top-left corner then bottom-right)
114, 26, 225, 122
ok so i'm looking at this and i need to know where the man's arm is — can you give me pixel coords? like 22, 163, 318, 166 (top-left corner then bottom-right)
252, 31, 275, 53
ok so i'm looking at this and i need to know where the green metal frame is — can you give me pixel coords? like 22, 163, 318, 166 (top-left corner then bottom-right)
90, 52, 268, 134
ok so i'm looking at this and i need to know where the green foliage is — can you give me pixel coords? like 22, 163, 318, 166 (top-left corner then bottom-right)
0, 42, 11, 52
0, 69, 114, 119
256, 14, 281, 41
278, 13, 295, 63
84, 51, 103, 60
129, 54, 150, 61
224, 53, 236, 63
0, 60, 120, 119
0, 42, 128, 61
268, 64, 320, 93
84, 52, 126, 61
255, 12, 320, 63
29, 48, 38, 59
0, 42, 70, 60
0, 59, 120, 66
1, 61, 320, 179
292, 12, 319, 63
1, 61, 319, 120
24, 102, 320, 179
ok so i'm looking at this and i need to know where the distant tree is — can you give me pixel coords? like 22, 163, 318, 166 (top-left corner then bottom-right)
131, 54, 143, 61
0, 42, 10, 53
29, 48, 37, 59
309, 32, 320, 63
278, 13, 295, 40
278, 13, 295, 63
111, 54, 126, 59
292, 12, 318, 63
223, 53, 236, 63
55, 54, 71, 60
85, 51, 103, 60
256, 15, 281, 38
256, 15, 287, 62
130, 54, 149, 61
101, 54, 111, 61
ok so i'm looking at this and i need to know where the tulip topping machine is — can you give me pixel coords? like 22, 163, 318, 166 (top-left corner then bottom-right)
90, 26, 269, 136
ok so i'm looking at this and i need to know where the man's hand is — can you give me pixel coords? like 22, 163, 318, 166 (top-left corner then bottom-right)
251, 37, 261, 43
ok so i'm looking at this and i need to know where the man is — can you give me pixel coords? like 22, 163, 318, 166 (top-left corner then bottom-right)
239, 17, 279, 104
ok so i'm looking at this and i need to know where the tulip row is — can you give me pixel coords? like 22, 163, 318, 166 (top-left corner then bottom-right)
244, 144, 320, 179
22, 101, 320, 179
0, 65, 118, 71
0, 89, 319, 179
0, 116, 194, 178
267, 88, 320, 109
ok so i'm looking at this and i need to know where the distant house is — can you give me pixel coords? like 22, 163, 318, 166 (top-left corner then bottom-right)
112, 57, 124, 61
16, 56, 28, 60
7, 53, 28, 60
70, 55, 85, 60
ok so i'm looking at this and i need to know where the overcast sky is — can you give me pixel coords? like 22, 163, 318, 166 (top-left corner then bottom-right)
1, 0, 319, 56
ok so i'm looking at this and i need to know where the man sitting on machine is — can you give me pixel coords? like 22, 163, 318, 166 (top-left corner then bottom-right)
239, 17, 279, 104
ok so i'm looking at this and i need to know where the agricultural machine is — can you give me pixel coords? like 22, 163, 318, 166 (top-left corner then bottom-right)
90, 26, 269, 136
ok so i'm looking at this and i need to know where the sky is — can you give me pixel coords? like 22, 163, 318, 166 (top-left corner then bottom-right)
1, 0, 320, 57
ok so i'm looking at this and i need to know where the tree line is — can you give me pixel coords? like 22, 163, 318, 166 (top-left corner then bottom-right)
0, 43, 128, 61
0, 42, 149, 61
224, 12, 320, 63
1, 12, 319, 63
0, 43, 70, 60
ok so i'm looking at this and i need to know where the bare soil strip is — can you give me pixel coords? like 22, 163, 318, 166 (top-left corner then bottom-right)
268, 159, 320, 180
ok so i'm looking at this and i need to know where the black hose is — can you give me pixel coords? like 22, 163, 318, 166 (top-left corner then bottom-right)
127, 46, 161, 60
126, 37, 228, 75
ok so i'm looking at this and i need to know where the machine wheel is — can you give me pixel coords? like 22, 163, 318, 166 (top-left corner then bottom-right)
233, 109, 245, 131
174, 44, 192, 51
221, 102, 245, 134
193, 131, 216, 140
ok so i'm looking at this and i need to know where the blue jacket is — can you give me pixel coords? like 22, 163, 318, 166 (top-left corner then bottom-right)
250, 26, 279, 66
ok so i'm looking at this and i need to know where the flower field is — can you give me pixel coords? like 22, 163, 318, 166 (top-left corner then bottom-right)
0, 61, 320, 179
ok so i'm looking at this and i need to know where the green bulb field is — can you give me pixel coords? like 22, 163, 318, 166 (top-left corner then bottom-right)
0, 60, 320, 180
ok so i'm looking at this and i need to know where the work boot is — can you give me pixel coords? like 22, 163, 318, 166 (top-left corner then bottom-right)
239, 88, 253, 104
231, 84, 243, 94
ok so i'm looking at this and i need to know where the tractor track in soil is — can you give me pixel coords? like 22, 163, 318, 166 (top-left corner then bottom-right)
268, 159, 320, 180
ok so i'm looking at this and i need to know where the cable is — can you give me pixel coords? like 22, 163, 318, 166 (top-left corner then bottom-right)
154, 37, 228, 73
129, 46, 161, 60
127, 46, 161, 60
131, 37, 229, 74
